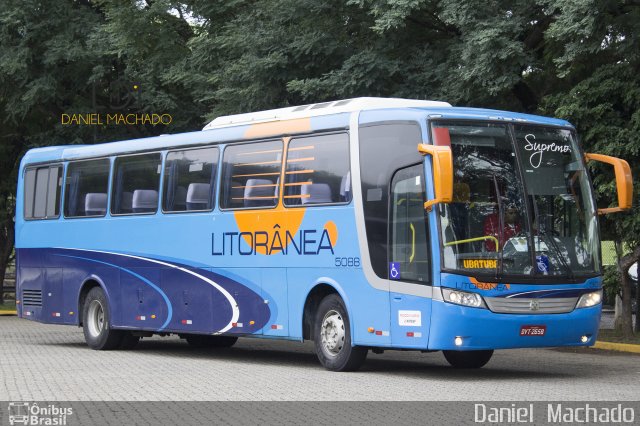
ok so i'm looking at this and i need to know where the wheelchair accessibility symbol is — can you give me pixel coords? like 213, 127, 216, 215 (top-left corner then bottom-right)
390, 262, 400, 280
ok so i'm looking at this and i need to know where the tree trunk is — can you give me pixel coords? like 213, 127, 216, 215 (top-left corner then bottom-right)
614, 294, 623, 330
616, 245, 640, 338
618, 272, 634, 338
613, 242, 624, 331
636, 278, 640, 333
0, 263, 5, 305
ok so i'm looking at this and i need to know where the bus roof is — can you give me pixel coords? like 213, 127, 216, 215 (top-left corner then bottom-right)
21, 97, 573, 166
202, 97, 452, 129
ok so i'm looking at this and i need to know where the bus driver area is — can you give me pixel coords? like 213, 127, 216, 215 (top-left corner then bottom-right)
15, 97, 632, 371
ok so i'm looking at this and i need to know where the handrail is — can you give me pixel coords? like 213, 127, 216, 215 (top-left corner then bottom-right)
409, 223, 416, 263
444, 236, 500, 252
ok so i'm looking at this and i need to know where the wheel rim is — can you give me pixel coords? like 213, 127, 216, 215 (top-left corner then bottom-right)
87, 300, 105, 338
320, 309, 345, 356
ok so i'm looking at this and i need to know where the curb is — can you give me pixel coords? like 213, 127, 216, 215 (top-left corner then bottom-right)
0, 310, 17, 316
594, 341, 640, 354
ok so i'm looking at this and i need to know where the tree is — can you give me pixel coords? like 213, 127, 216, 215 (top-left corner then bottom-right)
540, 1, 640, 337
0, 0, 108, 302
0, 0, 200, 301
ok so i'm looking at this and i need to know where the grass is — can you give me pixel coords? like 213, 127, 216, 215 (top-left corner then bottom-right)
0, 300, 16, 311
601, 241, 619, 266
597, 329, 640, 345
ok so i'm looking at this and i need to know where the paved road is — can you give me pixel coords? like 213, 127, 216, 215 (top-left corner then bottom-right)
1, 317, 639, 401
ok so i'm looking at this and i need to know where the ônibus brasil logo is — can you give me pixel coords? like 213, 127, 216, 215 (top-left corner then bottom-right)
7, 402, 73, 426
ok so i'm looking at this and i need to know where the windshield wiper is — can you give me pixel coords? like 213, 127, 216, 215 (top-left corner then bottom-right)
492, 175, 505, 278
545, 233, 574, 278
532, 198, 574, 278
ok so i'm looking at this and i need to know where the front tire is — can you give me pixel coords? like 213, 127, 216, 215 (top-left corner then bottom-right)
82, 287, 123, 350
443, 350, 494, 368
313, 294, 367, 371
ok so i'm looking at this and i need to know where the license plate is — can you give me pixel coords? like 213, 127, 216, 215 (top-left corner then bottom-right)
520, 325, 546, 336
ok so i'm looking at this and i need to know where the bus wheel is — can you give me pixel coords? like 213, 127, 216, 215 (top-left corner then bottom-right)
185, 334, 238, 348
314, 294, 367, 372
119, 332, 140, 350
443, 350, 493, 368
82, 287, 123, 350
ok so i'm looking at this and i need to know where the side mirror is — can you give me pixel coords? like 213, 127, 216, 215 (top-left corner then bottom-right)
418, 144, 453, 211
585, 153, 633, 214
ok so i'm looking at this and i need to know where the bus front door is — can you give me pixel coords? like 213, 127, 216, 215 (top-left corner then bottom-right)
388, 164, 432, 348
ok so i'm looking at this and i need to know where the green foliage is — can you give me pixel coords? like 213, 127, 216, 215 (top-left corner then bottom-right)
0, 301, 17, 311
0, 0, 206, 294
597, 329, 640, 344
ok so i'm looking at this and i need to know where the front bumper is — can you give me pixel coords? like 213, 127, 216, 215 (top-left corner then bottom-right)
428, 298, 601, 350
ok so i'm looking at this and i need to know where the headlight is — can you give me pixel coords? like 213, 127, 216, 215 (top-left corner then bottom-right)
576, 290, 603, 309
442, 288, 486, 309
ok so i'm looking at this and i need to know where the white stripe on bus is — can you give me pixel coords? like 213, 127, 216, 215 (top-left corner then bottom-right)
60, 248, 240, 334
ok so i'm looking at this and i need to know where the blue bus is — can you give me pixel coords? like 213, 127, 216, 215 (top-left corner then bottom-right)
15, 98, 632, 371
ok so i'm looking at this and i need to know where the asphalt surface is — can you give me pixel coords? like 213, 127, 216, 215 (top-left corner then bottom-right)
1, 316, 639, 402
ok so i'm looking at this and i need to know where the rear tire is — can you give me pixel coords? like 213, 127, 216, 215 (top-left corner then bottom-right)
82, 287, 124, 350
313, 294, 367, 371
443, 350, 493, 368
185, 334, 238, 348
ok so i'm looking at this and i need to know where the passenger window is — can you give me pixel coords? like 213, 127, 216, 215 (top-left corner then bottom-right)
64, 159, 110, 218
163, 147, 219, 212
24, 165, 62, 220
34, 168, 49, 217
24, 169, 36, 219
220, 140, 282, 209
390, 164, 430, 284
111, 153, 161, 215
284, 133, 351, 206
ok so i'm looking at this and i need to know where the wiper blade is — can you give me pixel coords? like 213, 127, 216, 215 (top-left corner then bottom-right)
532, 200, 574, 278
540, 232, 573, 278
492, 175, 505, 278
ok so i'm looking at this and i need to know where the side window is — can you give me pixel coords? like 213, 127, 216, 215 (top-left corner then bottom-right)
24, 165, 62, 220
33, 168, 49, 217
64, 159, 110, 218
390, 164, 430, 284
220, 140, 282, 209
24, 169, 36, 218
359, 123, 423, 278
111, 153, 162, 215
163, 147, 219, 212
284, 133, 351, 206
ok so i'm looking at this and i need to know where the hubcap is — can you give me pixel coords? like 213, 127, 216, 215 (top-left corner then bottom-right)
321, 310, 345, 356
87, 300, 105, 338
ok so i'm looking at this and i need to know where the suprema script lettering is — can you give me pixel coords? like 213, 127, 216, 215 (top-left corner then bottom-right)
524, 133, 571, 169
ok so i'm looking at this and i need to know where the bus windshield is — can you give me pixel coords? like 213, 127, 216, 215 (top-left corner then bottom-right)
433, 121, 600, 280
